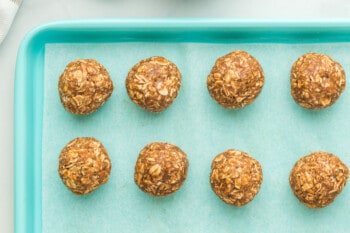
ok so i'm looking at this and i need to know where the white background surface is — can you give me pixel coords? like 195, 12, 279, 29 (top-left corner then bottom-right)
1, 0, 350, 232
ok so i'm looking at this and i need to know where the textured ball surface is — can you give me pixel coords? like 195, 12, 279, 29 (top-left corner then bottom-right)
210, 149, 263, 206
126, 56, 182, 112
58, 137, 112, 195
289, 151, 349, 208
58, 59, 114, 114
291, 52, 346, 109
207, 50, 264, 109
134, 142, 188, 196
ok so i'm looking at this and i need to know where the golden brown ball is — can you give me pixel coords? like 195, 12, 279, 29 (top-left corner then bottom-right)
58, 137, 112, 195
291, 52, 346, 109
207, 50, 264, 109
289, 151, 349, 208
210, 149, 263, 206
134, 142, 188, 196
58, 59, 114, 114
126, 56, 182, 112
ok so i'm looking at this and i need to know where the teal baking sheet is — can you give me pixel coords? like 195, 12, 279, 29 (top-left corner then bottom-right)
15, 20, 350, 233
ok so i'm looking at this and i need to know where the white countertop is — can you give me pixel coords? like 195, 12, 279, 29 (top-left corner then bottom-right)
2, 0, 350, 232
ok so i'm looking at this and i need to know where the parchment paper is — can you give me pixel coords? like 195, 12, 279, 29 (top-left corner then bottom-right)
43, 42, 350, 233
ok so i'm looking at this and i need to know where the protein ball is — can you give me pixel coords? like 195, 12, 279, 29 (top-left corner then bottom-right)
134, 142, 188, 196
291, 52, 346, 109
210, 149, 263, 206
207, 50, 264, 109
289, 151, 349, 208
58, 137, 112, 195
58, 59, 114, 114
126, 56, 182, 112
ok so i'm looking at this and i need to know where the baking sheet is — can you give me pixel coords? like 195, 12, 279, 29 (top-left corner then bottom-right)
42, 42, 350, 233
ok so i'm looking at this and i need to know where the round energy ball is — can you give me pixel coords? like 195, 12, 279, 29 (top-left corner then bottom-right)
290, 52, 346, 109
126, 56, 182, 112
58, 137, 112, 195
134, 142, 188, 196
207, 50, 264, 109
58, 59, 114, 114
289, 151, 349, 208
210, 149, 263, 206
